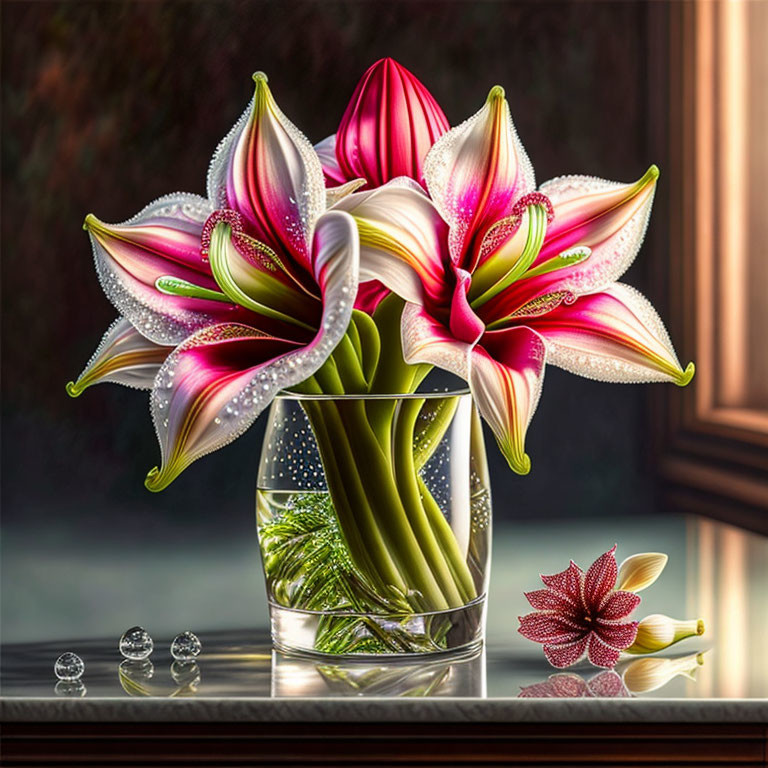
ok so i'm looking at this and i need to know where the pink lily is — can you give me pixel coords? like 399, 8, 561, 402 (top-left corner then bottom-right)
68, 73, 359, 490
315, 57, 450, 190
337, 85, 694, 474
518, 546, 641, 668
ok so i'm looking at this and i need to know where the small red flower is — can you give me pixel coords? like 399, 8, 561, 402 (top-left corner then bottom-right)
518, 545, 640, 669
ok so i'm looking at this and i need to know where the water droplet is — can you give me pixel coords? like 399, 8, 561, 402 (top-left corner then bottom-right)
170, 630, 201, 660
54, 652, 84, 681
119, 626, 154, 660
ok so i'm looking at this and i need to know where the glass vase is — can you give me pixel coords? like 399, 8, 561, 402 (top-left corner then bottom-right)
256, 390, 491, 659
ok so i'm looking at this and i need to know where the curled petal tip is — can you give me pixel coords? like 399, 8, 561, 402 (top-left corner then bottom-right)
83, 213, 98, 232
252, 71, 269, 85
65, 381, 82, 398
144, 465, 175, 493
487, 85, 505, 103
510, 451, 531, 476
696, 619, 705, 636
647, 164, 660, 181
676, 362, 695, 387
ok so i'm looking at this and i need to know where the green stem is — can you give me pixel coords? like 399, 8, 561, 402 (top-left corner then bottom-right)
336, 399, 451, 611
305, 400, 409, 600
393, 398, 465, 607
418, 477, 477, 601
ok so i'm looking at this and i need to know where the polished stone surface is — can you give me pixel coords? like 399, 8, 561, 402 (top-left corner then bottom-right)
2, 514, 766, 722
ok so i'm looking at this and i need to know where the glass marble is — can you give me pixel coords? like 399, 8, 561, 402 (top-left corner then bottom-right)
170, 630, 201, 660
119, 626, 153, 660
54, 652, 84, 682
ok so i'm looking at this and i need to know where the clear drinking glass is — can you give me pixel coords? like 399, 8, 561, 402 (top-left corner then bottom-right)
256, 390, 491, 659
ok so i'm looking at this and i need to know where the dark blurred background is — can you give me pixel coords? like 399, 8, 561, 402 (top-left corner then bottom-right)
1, 1, 676, 642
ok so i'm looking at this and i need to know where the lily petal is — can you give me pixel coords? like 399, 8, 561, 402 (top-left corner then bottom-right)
587, 633, 622, 668
533, 166, 659, 291
594, 620, 639, 650
617, 552, 668, 592
518, 613, 586, 645
66, 317, 171, 397
525, 589, 579, 615
424, 85, 535, 268
529, 284, 695, 385
335, 58, 449, 189
325, 178, 367, 209
542, 637, 589, 669
336, 179, 450, 306
85, 193, 254, 345
469, 326, 546, 475
314, 133, 348, 186
145, 210, 359, 490
206, 221, 320, 333
401, 303, 471, 381
540, 561, 585, 607
449, 265, 485, 345
583, 545, 618, 611
598, 590, 642, 621
207, 72, 325, 274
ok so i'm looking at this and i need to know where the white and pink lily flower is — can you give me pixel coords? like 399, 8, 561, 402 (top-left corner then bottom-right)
68, 73, 359, 490
337, 85, 694, 474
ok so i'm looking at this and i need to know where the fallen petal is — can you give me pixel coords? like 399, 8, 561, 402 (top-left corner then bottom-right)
598, 590, 642, 621
594, 619, 639, 650
540, 561, 584, 608
587, 633, 622, 668
518, 612, 586, 645
583, 545, 618, 610
542, 637, 589, 669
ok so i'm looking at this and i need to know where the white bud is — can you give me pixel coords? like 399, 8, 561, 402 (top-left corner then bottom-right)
617, 552, 668, 592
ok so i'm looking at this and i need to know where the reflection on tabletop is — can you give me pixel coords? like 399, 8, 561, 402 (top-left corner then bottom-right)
1, 514, 765, 700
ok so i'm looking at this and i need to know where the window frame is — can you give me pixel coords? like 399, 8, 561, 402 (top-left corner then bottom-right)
650, 1, 768, 533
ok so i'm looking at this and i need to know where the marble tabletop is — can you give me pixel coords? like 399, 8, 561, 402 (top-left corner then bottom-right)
3, 514, 766, 724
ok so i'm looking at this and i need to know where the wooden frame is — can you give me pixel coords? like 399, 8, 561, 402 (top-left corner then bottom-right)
2, 721, 766, 766
651, 1, 768, 534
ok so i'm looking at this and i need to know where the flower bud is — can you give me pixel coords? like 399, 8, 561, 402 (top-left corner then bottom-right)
622, 651, 707, 695
335, 58, 449, 188
625, 614, 705, 654
617, 552, 668, 592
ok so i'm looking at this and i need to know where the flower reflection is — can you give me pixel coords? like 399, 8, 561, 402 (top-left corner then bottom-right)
117, 658, 201, 697
271, 648, 485, 698
622, 651, 708, 695
54, 680, 87, 697
519, 651, 710, 698
519, 670, 629, 698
